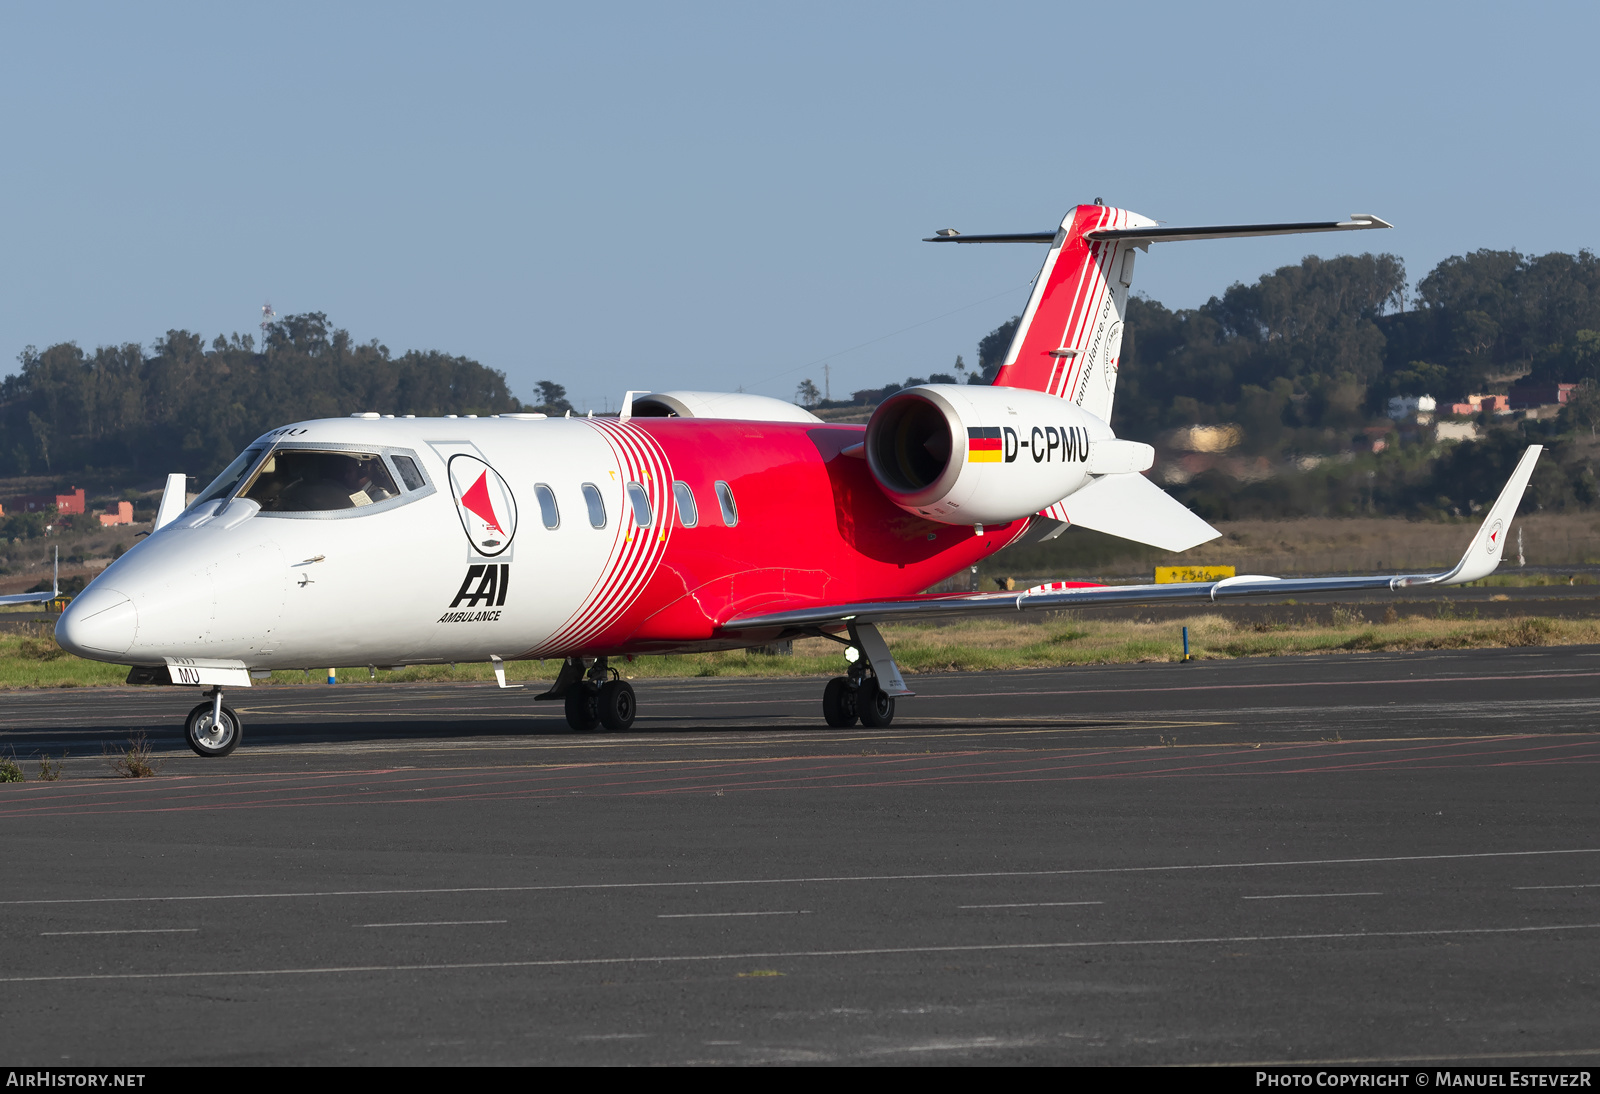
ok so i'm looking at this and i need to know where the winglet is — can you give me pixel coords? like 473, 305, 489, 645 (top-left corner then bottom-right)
154, 473, 187, 531
1403, 446, 1542, 588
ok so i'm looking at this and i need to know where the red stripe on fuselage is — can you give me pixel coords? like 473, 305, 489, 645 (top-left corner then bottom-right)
559, 419, 1026, 656
536, 417, 676, 655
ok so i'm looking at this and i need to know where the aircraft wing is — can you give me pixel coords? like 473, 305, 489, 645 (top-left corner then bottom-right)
720, 446, 1542, 636
0, 591, 61, 607
0, 548, 60, 608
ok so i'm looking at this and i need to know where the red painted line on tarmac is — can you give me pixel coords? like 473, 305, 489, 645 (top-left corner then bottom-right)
6, 736, 1600, 816
913, 670, 1600, 704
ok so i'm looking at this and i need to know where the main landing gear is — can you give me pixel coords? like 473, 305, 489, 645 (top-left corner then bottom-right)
185, 687, 242, 757
818, 621, 906, 728
821, 671, 895, 728
542, 657, 636, 732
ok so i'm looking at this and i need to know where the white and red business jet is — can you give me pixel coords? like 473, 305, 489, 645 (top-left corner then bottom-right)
56, 203, 1541, 756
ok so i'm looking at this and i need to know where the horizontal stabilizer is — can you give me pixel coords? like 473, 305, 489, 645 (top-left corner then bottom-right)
1054, 472, 1220, 552
924, 214, 1391, 245
1086, 214, 1392, 244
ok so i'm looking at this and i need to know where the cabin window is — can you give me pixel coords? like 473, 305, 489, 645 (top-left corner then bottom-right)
240, 451, 401, 512
672, 481, 698, 528
534, 484, 559, 530
626, 482, 653, 527
715, 480, 738, 527
582, 483, 606, 528
193, 447, 267, 507
390, 454, 426, 492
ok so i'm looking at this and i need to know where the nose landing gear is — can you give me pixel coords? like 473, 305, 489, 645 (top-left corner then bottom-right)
185, 687, 242, 757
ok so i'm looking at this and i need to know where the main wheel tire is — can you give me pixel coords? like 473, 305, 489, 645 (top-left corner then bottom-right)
564, 684, 601, 731
597, 679, 636, 731
822, 677, 858, 727
857, 679, 896, 727
185, 701, 242, 757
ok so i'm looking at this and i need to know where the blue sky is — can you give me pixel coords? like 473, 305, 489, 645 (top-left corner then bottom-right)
2, 2, 1596, 412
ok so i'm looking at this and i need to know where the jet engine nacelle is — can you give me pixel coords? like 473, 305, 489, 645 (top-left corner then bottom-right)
864, 385, 1151, 526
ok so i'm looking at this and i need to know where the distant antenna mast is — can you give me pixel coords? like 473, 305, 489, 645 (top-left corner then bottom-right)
823, 362, 831, 402
259, 301, 276, 349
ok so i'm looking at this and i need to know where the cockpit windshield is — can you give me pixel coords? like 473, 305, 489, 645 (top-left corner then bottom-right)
239, 450, 401, 512
192, 447, 268, 508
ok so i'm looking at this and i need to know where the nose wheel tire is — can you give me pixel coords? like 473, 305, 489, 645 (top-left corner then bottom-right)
185, 702, 242, 757
822, 676, 859, 727
564, 683, 601, 731
857, 679, 896, 728
597, 679, 636, 731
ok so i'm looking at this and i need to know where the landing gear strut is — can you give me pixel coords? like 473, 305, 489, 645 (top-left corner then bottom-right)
552, 657, 637, 732
185, 687, 242, 757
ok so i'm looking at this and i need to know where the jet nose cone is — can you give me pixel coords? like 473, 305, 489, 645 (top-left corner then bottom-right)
56, 586, 138, 657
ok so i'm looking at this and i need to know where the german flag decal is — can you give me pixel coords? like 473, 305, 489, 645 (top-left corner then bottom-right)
967, 426, 1002, 463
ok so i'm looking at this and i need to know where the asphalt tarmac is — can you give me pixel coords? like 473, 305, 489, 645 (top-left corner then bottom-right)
2, 647, 1599, 1066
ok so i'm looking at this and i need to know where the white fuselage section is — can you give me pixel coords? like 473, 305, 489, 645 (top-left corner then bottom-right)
58, 417, 666, 670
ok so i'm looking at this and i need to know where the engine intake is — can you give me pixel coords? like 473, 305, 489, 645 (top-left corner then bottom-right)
868, 391, 955, 500
864, 385, 1119, 526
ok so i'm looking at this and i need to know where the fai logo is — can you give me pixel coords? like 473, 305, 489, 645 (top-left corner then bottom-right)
439, 563, 509, 623
448, 454, 518, 557
1486, 519, 1504, 556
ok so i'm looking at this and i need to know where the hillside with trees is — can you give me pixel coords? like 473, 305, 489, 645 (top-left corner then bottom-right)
947, 249, 1599, 521
0, 313, 521, 480
3, 248, 1599, 526
1109, 249, 1600, 520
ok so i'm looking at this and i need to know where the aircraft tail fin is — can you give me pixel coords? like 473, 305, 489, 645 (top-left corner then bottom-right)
1045, 470, 1220, 553
929, 207, 1392, 424
990, 204, 1151, 423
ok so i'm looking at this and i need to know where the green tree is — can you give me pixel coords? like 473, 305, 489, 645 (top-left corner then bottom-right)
0, 313, 524, 478
974, 317, 1019, 383
1561, 379, 1600, 437
531, 380, 574, 415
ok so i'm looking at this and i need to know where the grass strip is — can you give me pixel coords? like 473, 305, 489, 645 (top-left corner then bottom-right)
1, 612, 1597, 689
